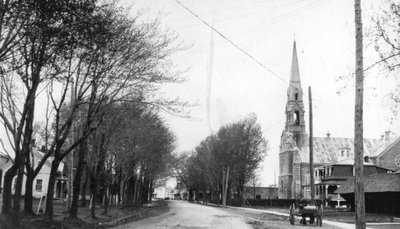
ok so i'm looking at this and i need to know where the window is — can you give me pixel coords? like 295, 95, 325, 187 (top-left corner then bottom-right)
256, 195, 261, 199
295, 93, 298, 100
294, 111, 300, 124
347, 150, 350, 157
36, 179, 43, 191
341, 150, 344, 157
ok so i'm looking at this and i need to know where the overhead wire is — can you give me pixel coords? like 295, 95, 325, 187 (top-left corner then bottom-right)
175, 0, 310, 30
174, 0, 287, 84
173, 0, 331, 64
173, 0, 338, 135
169, 0, 277, 22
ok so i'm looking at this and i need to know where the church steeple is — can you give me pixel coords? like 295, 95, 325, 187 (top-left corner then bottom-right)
284, 41, 306, 148
287, 41, 303, 102
290, 41, 300, 83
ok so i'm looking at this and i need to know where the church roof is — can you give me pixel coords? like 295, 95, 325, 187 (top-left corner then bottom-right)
290, 41, 301, 83
299, 137, 380, 164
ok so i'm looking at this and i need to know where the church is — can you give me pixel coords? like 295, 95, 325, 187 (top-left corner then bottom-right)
278, 41, 400, 199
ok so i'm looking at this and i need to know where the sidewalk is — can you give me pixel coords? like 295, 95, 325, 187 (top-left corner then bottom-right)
227, 205, 400, 229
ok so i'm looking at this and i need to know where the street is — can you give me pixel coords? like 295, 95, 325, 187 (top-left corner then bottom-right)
113, 200, 251, 229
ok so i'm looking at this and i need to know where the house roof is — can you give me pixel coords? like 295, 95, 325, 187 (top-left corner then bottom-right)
299, 137, 379, 163
328, 157, 374, 166
335, 173, 400, 194
0, 148, 63, 173
370, 136, 400, 158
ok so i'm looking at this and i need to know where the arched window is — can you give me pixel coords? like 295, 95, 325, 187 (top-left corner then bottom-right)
294, 111, 300, 124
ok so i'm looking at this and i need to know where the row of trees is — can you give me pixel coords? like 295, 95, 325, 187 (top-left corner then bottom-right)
174, 114, 267, 206
0, 0, 183, 222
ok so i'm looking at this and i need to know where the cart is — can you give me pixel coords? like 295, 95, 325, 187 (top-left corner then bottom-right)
289, 199, 323, 226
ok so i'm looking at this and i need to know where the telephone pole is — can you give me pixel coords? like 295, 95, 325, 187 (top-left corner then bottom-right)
308, 86, 315, 200
354, 0, 366, 228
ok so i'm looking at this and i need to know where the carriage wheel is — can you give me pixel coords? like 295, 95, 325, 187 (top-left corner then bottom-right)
310, 216, 315, 224
289, 203, 295, 225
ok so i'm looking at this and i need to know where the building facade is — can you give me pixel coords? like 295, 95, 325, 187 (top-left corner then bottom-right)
0, 148, 66, 199
278, 41, 400, 199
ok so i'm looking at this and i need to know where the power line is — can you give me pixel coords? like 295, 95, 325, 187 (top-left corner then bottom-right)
174, 0, 287, 84
175, 0, 310, 30
170, 0, 275, 22
174, 0, 331, 68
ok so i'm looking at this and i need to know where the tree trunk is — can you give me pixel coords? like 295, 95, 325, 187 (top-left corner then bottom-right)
148, 179, 153, 202
24, 173, 34, 214
354, 0, 365, 228
81, 168, 89, 207
45, 159, 61, 220
126, 177, 135, 207
90, 172, 97, 219
13, 155, 25, 214
69, 141, 86, 218
103, 187, 108, 215
2, 164, 17, 215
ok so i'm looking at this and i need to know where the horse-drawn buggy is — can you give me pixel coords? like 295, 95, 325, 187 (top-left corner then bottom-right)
289, 199, 323, 226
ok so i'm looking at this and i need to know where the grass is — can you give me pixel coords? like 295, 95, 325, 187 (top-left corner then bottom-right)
0, 198, 169, 229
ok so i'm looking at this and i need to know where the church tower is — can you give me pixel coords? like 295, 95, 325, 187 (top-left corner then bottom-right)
278, 41, 307, 199
285, 41, 306, 146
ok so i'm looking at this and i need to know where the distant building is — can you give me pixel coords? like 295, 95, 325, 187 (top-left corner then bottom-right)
0, 147, 66, 199
153, 174, 186, 199
278, 41, 400, 199
244, 186, 278, 199
313, 158, 393, 206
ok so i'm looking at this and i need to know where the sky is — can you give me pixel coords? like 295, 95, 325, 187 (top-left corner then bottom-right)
1, 0, 397, 186
119, 0, 400, 186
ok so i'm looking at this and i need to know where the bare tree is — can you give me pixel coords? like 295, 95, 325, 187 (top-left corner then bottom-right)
0, 0, 85, 216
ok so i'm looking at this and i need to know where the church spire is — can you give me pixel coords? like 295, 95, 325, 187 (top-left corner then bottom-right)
290, 41, 300, 83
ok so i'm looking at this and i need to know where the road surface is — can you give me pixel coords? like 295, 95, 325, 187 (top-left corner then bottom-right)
113, 200, 251, 229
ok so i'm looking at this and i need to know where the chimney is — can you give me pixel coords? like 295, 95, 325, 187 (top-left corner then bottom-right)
326, 131, 331, 138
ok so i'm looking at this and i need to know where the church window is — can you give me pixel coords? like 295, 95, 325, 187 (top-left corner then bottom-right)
294, 111, 300, 124
395, 155, 400, 168
295, 93, 298, 100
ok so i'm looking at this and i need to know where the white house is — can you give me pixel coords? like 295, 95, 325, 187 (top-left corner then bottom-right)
0, 147, 67, 199
153, 174, 186, 199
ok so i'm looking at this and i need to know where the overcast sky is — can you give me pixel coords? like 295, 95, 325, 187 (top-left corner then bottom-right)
121, 0, 399, 186
1, 0, 396, 186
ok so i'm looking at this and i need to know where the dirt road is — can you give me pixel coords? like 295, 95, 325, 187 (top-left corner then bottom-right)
113, 200, 251, 229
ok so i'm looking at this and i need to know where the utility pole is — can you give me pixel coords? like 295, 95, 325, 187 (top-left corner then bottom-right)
308, 86, 315, 200
222, 166, 229, 206
354, 0, 366, 228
